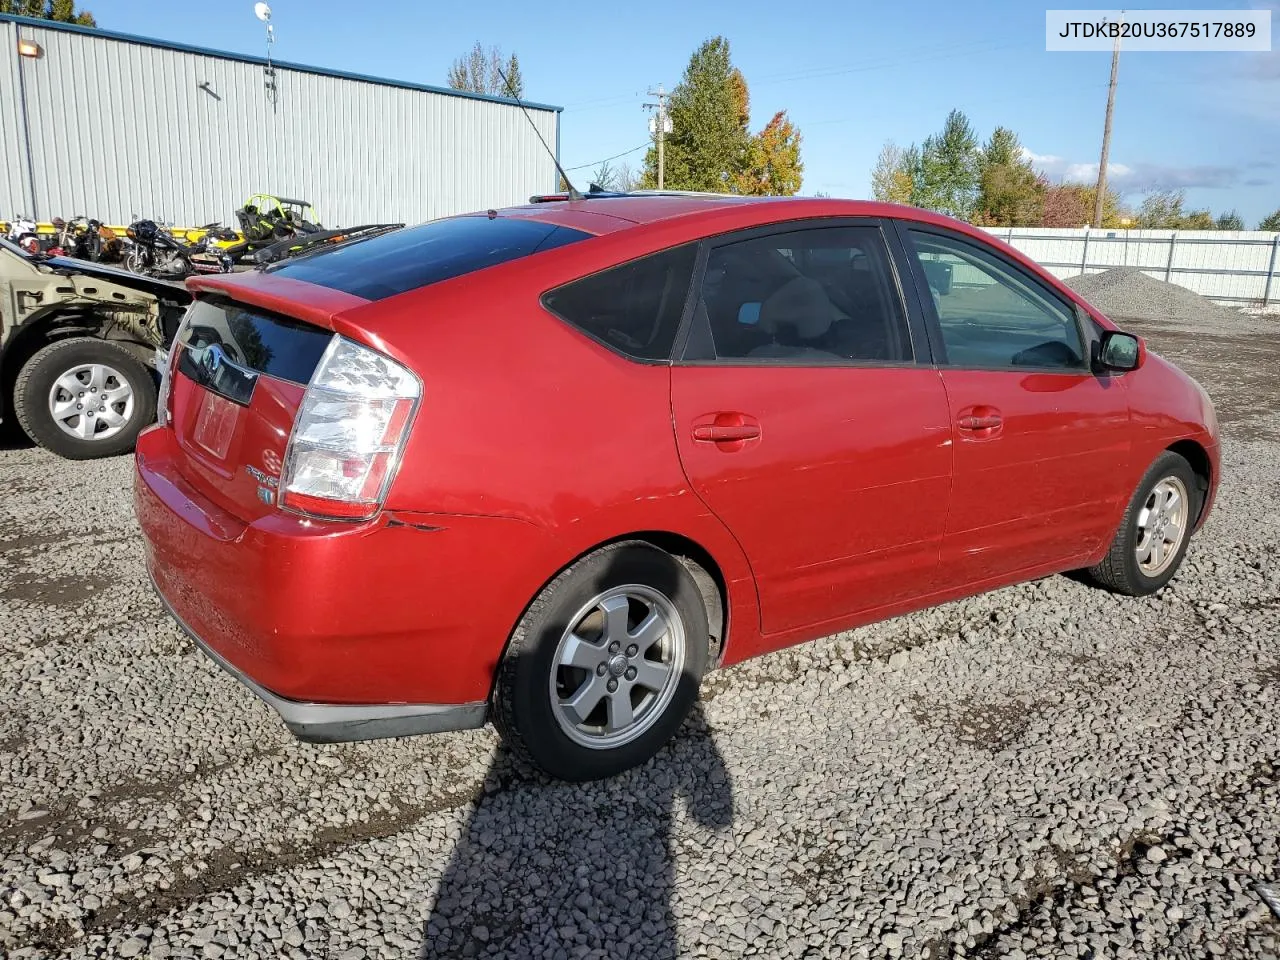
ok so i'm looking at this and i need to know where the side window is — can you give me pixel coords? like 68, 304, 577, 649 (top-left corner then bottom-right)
907, 229, 1085, 370
699, 227, 910, 363
542, 244, 697, 361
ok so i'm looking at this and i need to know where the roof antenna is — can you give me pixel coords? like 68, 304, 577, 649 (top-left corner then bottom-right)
496, 64, 582, 201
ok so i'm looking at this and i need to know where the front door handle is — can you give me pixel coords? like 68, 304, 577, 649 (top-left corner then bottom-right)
957, 414, 1002, 431
691, 413, 760, 448
956, 405, 1004, 439
692, 423, 761, 442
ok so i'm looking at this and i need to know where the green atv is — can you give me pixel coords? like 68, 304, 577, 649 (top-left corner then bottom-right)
0, 236, 190, 459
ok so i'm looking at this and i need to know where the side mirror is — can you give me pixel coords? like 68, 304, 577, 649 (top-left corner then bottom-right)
1097, 330, 1141, 372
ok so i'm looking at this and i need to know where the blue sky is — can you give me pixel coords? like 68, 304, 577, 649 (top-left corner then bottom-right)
94, 0, 1278, 224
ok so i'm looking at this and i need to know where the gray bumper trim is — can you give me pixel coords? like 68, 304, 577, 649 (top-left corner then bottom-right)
151, 578, 488, 743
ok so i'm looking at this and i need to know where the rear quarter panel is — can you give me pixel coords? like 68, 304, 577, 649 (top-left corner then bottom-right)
335, 258, 761, 668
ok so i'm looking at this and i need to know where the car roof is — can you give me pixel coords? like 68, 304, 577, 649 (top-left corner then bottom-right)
492, 194, 967, 237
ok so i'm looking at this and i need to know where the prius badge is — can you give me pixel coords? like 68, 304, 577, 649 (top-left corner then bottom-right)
245, 462, 279, 504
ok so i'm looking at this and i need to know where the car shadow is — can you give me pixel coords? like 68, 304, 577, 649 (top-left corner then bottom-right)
418, 705, 732, 959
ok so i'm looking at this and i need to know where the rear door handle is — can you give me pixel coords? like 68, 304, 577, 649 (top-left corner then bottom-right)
957, 414, 1002, 431
692, 424, 761, 442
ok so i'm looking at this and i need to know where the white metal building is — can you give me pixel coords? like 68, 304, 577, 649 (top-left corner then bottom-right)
1, 13, 561, 228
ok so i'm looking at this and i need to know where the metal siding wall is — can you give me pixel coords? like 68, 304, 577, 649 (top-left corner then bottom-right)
1, 21, 35, 216
984, 227, 1280, 306
2, 22, 555, 228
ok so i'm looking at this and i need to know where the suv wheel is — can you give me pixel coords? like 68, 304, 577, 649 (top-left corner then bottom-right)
492, 542, 708, 781
14, 338, 157, 460
1088, 451, 1201, 596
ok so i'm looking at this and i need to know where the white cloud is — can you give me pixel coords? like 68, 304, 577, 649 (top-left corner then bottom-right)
1020, 147, 1246, 193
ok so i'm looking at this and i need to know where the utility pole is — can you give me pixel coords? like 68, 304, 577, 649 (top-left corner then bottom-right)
1092, 15, 1122, 229
644, 85, 670, 189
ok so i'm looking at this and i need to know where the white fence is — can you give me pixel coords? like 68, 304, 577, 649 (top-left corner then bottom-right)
981, 227, 1280, 307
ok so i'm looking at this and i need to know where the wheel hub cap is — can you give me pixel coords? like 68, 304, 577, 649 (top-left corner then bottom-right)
47, 362, 134, 442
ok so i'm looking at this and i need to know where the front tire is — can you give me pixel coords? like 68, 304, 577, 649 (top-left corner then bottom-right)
14, 338, 157, 460
1088, 452, 1200, 596
492, 542, 708, 782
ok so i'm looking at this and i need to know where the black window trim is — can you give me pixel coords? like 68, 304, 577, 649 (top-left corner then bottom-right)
893, 220, 1095, 376
674, 217, 924, 370
538, 242, 702, 365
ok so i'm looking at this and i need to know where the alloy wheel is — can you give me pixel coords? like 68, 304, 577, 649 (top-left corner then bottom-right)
1135, 476, 1189, 577
549, 584, 685, 750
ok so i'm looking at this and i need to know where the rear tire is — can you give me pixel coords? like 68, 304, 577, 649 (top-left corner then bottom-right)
14, 338, 156, 460
492, 542, 708, 782
1087, 452, 1200, 596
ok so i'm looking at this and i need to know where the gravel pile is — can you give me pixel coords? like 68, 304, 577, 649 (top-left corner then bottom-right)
2, 312, 1280, 959
1065, 268, 1245, 326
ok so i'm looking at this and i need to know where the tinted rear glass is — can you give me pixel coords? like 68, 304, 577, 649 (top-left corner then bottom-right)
267, 216, 591, 300
179, 298, 333, 385
542, 245, 698, 361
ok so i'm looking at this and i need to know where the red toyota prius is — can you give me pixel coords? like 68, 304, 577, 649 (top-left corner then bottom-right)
134, 194, 1219, 781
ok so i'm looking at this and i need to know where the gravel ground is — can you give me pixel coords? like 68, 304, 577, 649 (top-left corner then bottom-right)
2, 305, 1279, 959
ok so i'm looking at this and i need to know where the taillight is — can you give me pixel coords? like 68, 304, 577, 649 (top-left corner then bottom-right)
156, 310, 192, 427
279, 335, 421, 521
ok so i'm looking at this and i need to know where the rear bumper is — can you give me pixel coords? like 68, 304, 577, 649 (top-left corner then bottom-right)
153, 574, 487, 742
134, 424, 559, 722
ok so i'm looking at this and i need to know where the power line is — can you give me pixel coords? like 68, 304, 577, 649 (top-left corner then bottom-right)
563, 142, 649, 172
562, 38, 1021, 114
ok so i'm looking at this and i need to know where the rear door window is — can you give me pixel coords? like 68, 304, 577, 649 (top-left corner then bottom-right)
269, 216, 591, 300
542, 245, 698, 361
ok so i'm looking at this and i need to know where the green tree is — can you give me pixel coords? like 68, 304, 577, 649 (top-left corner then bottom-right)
1261, 209, 1280, 231
447, 42, 523, 98
871, 141, 914, 205
1136, 190, 1186, 228
913, 110, 980, 219
1137, 190, 1218, 229
735, 111, 803, 196
1215, 210, 1245, 230
641, 37, 751, 192
1, 0, 95, 23
978, 126, 1022, 170
973, 127, 1044, 226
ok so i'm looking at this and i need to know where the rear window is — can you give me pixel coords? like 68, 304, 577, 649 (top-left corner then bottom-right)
179, 298, 333, 384
542, 245, 698, 361
267, 216, 591, 300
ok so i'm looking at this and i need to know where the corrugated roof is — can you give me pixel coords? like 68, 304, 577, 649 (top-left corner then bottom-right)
0, 12, 562, 113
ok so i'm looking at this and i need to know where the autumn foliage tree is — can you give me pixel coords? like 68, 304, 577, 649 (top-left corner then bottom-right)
735, 111, 803, 196
871, 142, 914, 205
1040, 182, 1126, 227
1040, 183, 1092, 227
